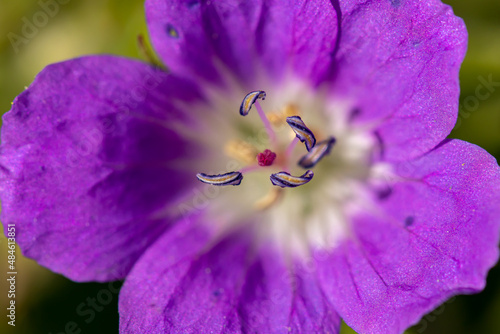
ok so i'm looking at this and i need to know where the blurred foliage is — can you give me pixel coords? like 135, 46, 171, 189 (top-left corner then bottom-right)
0, 0, 499, 333
446, 0, 500, 159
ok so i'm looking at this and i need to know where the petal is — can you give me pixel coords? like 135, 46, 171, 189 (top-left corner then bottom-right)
0, 55, 204, 282
119, 222, 340, 333
333, 0, 467, 161
145, 0, 338, 87
288, 260, 341, 332
316, 140, 500, 333
118, 216, 214, 333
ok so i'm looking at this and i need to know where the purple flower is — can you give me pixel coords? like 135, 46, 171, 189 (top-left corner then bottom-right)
2, 0, 500, 333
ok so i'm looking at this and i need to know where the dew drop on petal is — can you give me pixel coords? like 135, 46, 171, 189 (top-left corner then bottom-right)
165, 24, 179, 39
377, 187, 392, 200
405, 216, 415, 227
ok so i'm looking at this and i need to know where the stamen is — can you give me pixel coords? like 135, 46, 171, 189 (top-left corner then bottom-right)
254, 188, 284, 210
224, 140, 258, 164
285, 137, 299, 163
255, 101, 277, 146
286, 116, 316, 152
268, 104, 300, 126
270, 170, 314, 188
239, 90, 276, 146
239, 90, 266, 116
283, 104, 300, 117
298, 137, 336, 168
196, 171, 243, 186
257, 149, 277, 166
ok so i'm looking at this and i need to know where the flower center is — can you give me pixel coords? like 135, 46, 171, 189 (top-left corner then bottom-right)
196, 91, 335, 192
172, 84, 384, 256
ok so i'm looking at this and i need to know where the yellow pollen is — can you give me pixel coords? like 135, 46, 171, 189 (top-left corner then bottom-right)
167, 26, 179, 38
254, 187, 284, 210
224, 139, 258, 164
268, 104, 300, 126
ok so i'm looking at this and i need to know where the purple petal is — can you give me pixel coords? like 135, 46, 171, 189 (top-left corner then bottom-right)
334, 0, 467, 161
119, 223, 340, 333
118, 216, 214, 333
0, 55, 204, 282
288, 260, 341, 332
145, 0, 338, 87
316, 140, 500, 333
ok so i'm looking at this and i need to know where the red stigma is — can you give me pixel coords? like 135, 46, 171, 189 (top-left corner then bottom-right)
257, 149, 277, 167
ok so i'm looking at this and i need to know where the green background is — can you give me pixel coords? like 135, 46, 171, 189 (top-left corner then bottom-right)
0, 0, 499, 333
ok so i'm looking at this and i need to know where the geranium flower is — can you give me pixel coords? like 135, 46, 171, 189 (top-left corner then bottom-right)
2, 0, 500, 333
